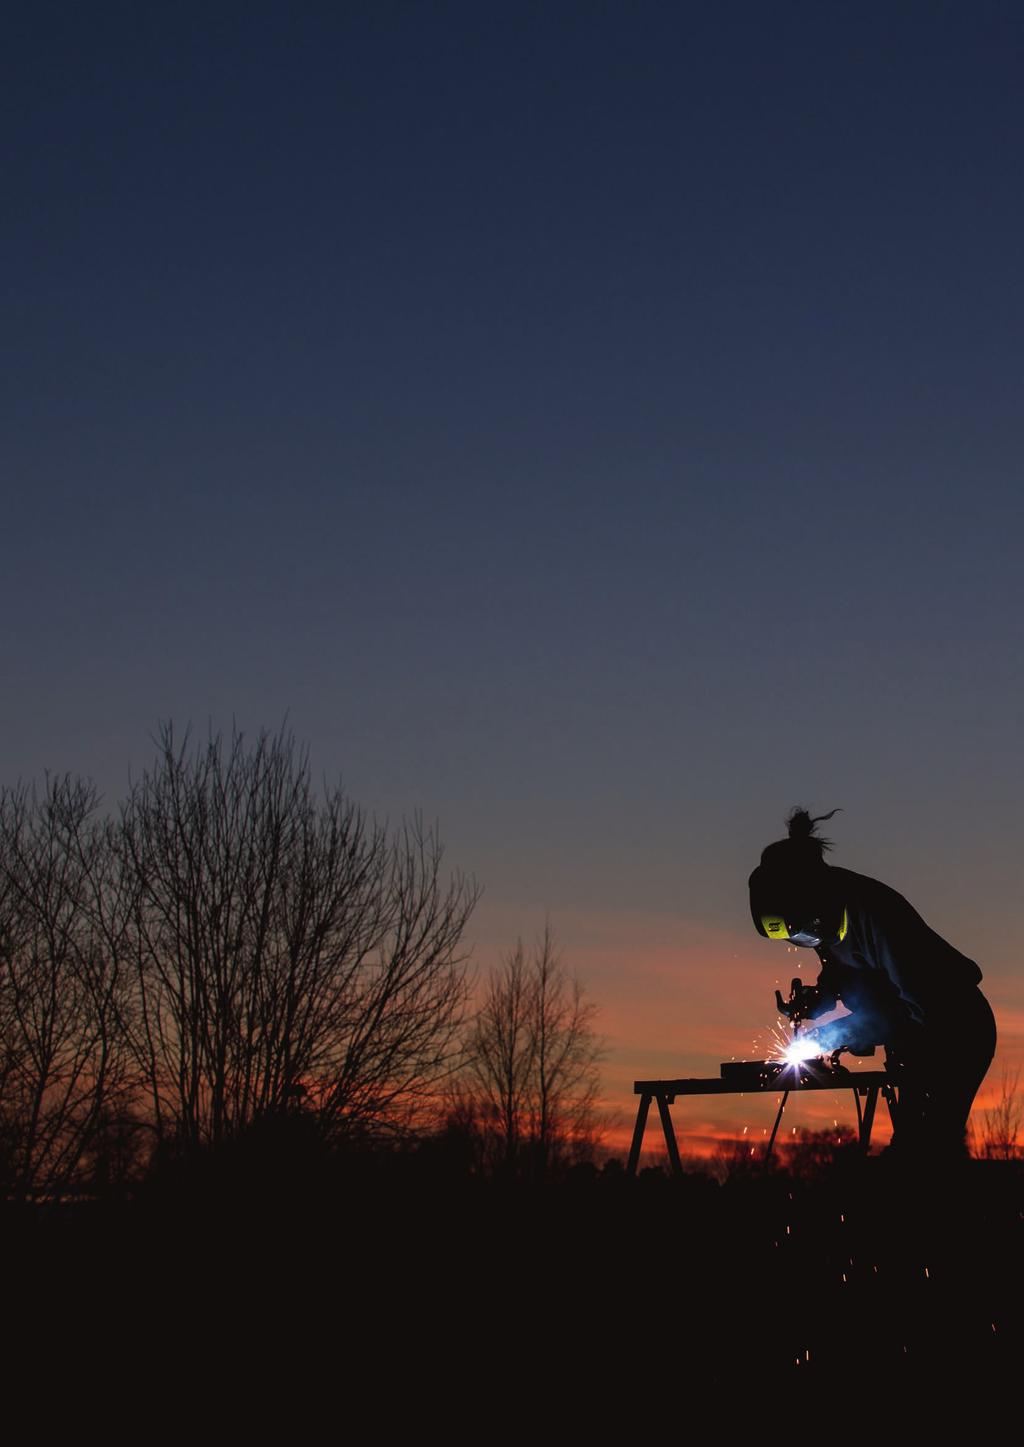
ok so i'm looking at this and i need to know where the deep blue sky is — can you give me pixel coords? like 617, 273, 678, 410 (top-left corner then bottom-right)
5, 3, 1023, 1130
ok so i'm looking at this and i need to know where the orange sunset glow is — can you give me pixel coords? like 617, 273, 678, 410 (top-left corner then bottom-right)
470, 903, 1024, 1165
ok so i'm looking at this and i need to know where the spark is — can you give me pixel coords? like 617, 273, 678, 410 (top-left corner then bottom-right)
779, 1034, 822, 1068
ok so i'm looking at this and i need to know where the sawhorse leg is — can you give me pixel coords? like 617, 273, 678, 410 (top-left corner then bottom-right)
627, 1091, 683, 1177
656, 1092, 683, 1178
854, 1081, 899, 1151
854, 1085, 878, 1150
882, 1080, 899, 1134
765, 1090, 789, 1160
627, 1093, 651, 1176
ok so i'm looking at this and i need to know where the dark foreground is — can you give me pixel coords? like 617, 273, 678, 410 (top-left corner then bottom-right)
6, 1153, 1022, 1412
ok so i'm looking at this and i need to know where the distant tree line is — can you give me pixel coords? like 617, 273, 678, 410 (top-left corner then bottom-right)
0, 725, 479, 1199
0, 725, 612, 1200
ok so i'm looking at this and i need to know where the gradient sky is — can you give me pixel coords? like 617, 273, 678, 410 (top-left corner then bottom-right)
5, 2, 1023, 1158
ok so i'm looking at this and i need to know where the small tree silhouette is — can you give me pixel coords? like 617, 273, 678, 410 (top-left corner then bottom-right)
460, 926, 605, 1177
975, 1067, 1022, 1161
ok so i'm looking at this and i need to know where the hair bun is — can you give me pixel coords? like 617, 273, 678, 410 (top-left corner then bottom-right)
787, 809, 815, 840
785, 806, 841, 848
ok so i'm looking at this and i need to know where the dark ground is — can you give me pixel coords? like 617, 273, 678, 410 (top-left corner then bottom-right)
5, 1149, 1022, 1414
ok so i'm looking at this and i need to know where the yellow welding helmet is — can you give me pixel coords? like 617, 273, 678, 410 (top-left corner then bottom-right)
757, 907, 848, 947
749, 856, 847, 947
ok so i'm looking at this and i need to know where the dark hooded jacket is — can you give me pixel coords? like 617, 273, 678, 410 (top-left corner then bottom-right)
810, 865, 982, 1036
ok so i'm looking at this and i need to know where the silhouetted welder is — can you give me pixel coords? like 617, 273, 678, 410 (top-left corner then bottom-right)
748, 808, 997, 1161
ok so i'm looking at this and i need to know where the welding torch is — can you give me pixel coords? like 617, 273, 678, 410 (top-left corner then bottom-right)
773, 977, 873, 1069
775, 977, 830, 1034
776, 977, 879, 1070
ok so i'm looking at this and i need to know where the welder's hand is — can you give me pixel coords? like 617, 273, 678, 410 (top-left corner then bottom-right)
775, 979, 827, 1024
840, 1023, 879, 1055
810, 1015, 876, 1057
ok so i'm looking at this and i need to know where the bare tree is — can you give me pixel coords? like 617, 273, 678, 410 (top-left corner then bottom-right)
463, 939, 536, 1169
117, 723, 478, 1153
0, 776, 135, 1198
461, 926, 605, 1176
975, 1067, 1023, 1161
528, 926, 605, 1173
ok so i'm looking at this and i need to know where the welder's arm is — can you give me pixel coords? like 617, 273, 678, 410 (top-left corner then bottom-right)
807, 961, 841, 1018
836, 970, 911, 1046
802, 1012, 878, 1056
828, 1011, 880, 1054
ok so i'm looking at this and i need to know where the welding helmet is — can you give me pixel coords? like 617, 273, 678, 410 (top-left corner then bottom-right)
756, 904, 848, 948
748, 865, 847, 948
